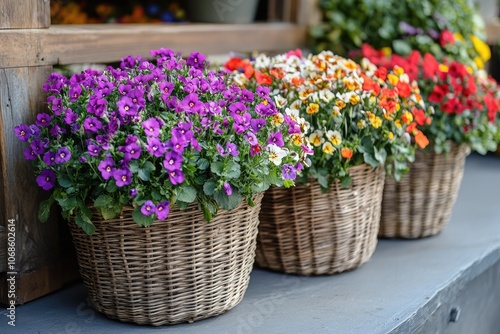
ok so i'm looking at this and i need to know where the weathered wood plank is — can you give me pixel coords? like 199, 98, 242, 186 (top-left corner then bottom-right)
486, 19, 500, 44
0, 23, 308, 68
297, 0, 322, 26
0, 0, 50, 29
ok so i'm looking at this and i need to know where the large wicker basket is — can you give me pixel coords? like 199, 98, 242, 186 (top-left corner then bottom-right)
68, 193, 263, 326
256, 164, 385, 276
379, 144, 470, 239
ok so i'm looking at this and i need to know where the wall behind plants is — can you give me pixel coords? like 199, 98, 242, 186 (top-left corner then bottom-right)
310, 0, 488, 68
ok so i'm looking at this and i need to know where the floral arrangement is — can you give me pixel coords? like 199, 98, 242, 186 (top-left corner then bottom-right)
15, 48, 310, 234
361, 44, 500, 154
225, 50, 430, 187
311, 0, 490, 70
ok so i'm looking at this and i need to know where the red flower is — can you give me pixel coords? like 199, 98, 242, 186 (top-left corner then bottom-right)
412, 107, 428, 126
439, 30, 455, 47
362, 74, 381, 95
374, 67, 388, 81
286, 48, 303, 58
441, 97, 461, 114
428, 84, 448, 103
485, 94, 500, 123
255, 71, 272, 85
396, 81, 412, 98
423, 53, 439, 79
448, 62, 468, 78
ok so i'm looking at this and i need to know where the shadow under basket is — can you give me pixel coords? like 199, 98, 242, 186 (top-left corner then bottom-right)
379, 144, 470, 239
256, 164, 385, 276
68, 193, 263, 326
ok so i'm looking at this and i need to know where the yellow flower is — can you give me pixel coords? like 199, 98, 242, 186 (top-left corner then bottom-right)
309, 130, 324, 147
470, 34, 491, 62
402, 111, 413, 124
336, 100, 346, 109
387, 73, 399, 86
381, 47, 392, 56
366, 111, 375, 123
306, 103, 320, 115
272, 113, 284, 126
454, 33, 464, 41
326, 130, 342, 146
357, 120, 366, 129
291, 134, 304, 146
349, 94, 360, 105
322, 142, 335, 155
371, 116, 382, 129
331, 106, 341, 117
439, 64, 449, 73
395, 120, 402, 128
388, 132, 394, 140
393, 65, 405, 76
474, 56, 485, 70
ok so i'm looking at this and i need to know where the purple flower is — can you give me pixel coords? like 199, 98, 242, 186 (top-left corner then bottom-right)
47, 97, 63, 115
186, 52, 206, 70
113, 168, 132, 187
241, 89, 255, 102
159, 81, 175, 97
29, 124, 41, 137
166, 135, 187, 153
43, 151, 56, 166
36, 113, 52, 127
80, 156, 87, 164
142, 118, 161, 137
117, 96, 139, 117
282, 164, 297, 180
226, 142, 239, 156
23, 147, 36, 161
118, 84, 132, 96
146, 137, 165, 157
125, 135, 138, 145
228, 102, 247, 116
233, 113, 251, 134
87, 144, 101, 157
55, 147, 71, 164
50, 124, 66, 139
181, 93, 203, 113
216, 143, 227, 157
14, 124, 30, 142
163, 151, 183, 171
129, 89, 146, 108
86, 96, 108, 117
168, 169, 185, 185
268, 132, 284, 147
244, 131, 258, 145
223, 182, 233, 196
129, 188, 137, 198
255, 102, 277, 116
124, 143, 141, 160
83, 117, 103, 133
141, 200, 156, 216
156, 201, 170, 220
172, 122, 193, 142
36, 169, 56, 191
68, 85, 82, 101
256, 86, 270, 98
30, 139, 45, 155
64, 109, 78, 125
98, 157, 114, 180
250, 118, 266, 133
190, 137, 202, 151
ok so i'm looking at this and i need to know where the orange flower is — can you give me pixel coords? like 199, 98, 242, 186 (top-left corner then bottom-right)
415, 130, 429, 149
255, 71, 272, 85
361, 73, 381, 95
341, 147, 353, 159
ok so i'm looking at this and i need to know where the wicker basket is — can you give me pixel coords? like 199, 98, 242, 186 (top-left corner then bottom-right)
255, 164, 385, 276
379, 144, 470, 239
68, 193, 263, 326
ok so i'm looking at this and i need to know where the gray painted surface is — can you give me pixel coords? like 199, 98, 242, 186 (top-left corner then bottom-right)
1, 154, 500, 334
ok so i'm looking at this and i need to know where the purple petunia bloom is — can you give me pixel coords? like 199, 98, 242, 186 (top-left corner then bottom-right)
228, 102, 247, 116
50, 124, 66, 139
64, 109, 78, 125
223, 182, 233, 196
181, 93, 203, 113
216, 143, 227, 157
83, 117, 103, 133
14, 124, 31, 142
156, 201, 170, 220
125, 135, 138, 145
30, 139, 45, 155
43, 151, 56, 166
142, 118, 161, 137
146, 137, 165, 157
250, 118, 266, 133
168, 169, 185, 185
23, 147, 36, 161
256, 86, 270, 99
117, 96, 139, 117
232, 113, 251, 134
255, 102, 277, 116
36, 169, 56, 191
68, 85, 82, 102
244, 131, 258, 146
172, 122, 193, 142
128, 89, 146, 108
226, 142, 239, 156
29, 124, 41, 138
141, 200, 156, 216
268, 132, 285, 147
186, 52, 206, 70
87, 144, 101, 157
113, 168, 132, 187
36, 113, 52, 127
86, 95, 108, 117
282, 164, 297, 180
124, 143, 141, 160
163, 151, 183, 171
240, 89, 255, 102
55, 147, 71, 164
129, 188, 137, 198
190, 137, 202, 151
166, 135, 187, 153
118, 84, 132, 96
159, 81, 175, 97
98, 156, 115, 180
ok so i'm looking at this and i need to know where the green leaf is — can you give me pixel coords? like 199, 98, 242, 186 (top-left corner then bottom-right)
57, 175, 72, 188
106, 181, 118, 193
78, 203, 93, 222
214, 189, 242, 210
151, 190, 162, 202
94, 194, 113, 208
317, 175, 329, 189
392, 39, 412, 55
210, 161, 224, 176
75, 211, 96, 235
283, 180, 295, 188
129, 161, 139, 173
58, 196, 78, 212
203, 179, 217, 196
142, 161, 156, 172
363, 152, 379, 168
132, 207, 154, 227
251, 182, 269, 193
100, 207, 118, 220
176, 185, 197, 203
138, 168, 150, 181
224, 160, 241, 178
341, 176, 352, 188
374, 147, 388, 163
38, 198, 54, 222
197, 158, 210, 170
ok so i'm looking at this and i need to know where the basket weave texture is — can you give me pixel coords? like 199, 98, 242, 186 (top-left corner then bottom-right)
68, 193, 263, 326
255, 164, 385, 276
379, 143, 470, 239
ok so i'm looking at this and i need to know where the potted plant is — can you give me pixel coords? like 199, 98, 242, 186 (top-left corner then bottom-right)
361, 44, 500, 238
225, 49, 430, 275
14, 48, 309, 325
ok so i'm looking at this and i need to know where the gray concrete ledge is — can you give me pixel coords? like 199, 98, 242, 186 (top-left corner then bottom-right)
2, 154, 500, 334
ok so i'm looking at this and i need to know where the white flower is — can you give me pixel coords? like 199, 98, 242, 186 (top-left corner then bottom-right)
308, 130, 324, 147
326, 130, 342, 146
319, 89, 335, 102
267, 144, 288, 165
274, 95, 288, 109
